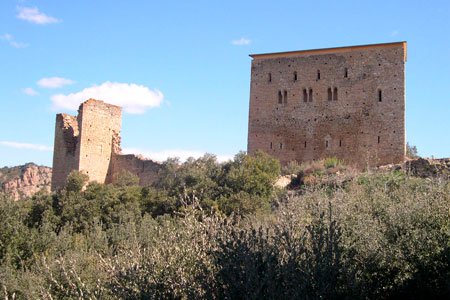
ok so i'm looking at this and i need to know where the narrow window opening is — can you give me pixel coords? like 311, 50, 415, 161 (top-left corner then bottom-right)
344, 68, 348, 78
284, 91, 288, 105
294, 71, 297, 81
378, 90, 382, 102
268, 73, 272, 82
339, 140, 342, 147
278, 91, 282, 104
328, 88, 332, 101
378, 136, 380, 144
326, 141, 329, 148
304, 141, 307, 148
308, 89, 313, 102
303, 89, 308, 102
334, 87, 338, 101
270, 142, 272, 149
279, 143, 283, 149
317, 70, 320, 80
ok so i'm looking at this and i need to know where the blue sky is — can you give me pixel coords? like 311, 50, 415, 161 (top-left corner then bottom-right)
0, 0, 449, 167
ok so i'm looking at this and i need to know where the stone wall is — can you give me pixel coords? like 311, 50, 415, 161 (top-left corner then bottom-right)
51, 99, 161, 190
107, 154, 162, 186
248, 42, 406, 168
77, 99, 122, 184
51, 113, 79, 190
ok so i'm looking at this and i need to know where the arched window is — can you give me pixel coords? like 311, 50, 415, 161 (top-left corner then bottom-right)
378, 90, 382, 102
268, 73, 272, 82
278, 91, 282, 104
317, 70, 320, 80
284, 91, 288, 105
294, 71, 297, 81
308, 89, 313, 102
303, 89, 308, 102
328, 88, 332, 101
333, 87, 338, 101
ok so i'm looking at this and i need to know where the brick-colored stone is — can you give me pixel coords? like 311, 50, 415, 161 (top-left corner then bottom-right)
247, 42, 407, 168
51, 99, 161, 190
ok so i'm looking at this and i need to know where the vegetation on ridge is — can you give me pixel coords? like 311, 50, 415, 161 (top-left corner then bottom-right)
0, 151, 449, 299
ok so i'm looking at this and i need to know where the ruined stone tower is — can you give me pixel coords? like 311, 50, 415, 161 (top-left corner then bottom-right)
51, 99, 161, 191
247, 42, 407, 168
51, 99, 122, 190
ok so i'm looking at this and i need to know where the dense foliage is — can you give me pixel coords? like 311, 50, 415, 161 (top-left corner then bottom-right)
0, 152, 449, 299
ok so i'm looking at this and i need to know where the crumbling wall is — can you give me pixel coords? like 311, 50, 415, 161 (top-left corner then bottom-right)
52, 99, 161, 190
248, 42, 406, 168
51, 113, 80, 190
108, 154, 162, 186
77, 99, 122, 184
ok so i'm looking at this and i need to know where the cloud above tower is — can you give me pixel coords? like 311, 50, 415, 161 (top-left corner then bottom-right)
50, 81, 164, 114
38, 77, 74, 88
16, 7, 60, 24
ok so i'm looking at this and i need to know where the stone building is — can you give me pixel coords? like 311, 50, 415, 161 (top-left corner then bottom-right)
247, 41, 407, 168
51, 99, 161, 191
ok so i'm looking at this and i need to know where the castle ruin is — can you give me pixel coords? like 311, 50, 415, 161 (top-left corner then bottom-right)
247, 42, 407, 167
51, 99, 161, 191
52, 42, 408, 189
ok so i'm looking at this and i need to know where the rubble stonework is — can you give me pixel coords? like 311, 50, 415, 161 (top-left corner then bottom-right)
247, 42, 407, 168
51, 99, 161, 190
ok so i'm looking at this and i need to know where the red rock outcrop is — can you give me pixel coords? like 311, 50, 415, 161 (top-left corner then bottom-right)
0, 163, 51, 200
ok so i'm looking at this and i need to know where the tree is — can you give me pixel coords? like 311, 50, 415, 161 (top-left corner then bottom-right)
406, 142, 419, 159
65, 170, 89, 192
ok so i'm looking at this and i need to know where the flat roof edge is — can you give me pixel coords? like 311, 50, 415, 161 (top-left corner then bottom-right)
250, 41, 407, 62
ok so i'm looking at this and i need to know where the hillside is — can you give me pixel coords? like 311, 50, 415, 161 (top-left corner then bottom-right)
0, 163, 51, 200
0, 152, 448, 299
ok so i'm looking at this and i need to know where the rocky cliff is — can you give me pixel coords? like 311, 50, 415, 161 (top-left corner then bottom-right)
0, 163, 52, 200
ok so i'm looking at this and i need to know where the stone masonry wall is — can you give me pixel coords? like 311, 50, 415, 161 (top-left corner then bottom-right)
51, 99, 161, 190
107, 154, 162, 186
51, 113, 79, 190
77, 99, 122, 184
248, 42, 406, 168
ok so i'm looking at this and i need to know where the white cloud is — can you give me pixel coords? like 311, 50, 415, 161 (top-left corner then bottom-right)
122, 147, 233, 163
231, 37, 251, 45
23, 87, 39, 95
50, 81, 164, 114
391, 30, 399, 37
0, 33, 28, 48
0, 141, 52, 151
16, 7, 60, 24
37, 77, 74, 88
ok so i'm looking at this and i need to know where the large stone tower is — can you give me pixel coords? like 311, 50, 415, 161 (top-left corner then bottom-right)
51, 99, 122, 190
247, 42, 407, 168
51, 99, 162, 191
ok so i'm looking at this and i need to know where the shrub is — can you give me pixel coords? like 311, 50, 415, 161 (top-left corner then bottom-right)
324, 157, 343, 169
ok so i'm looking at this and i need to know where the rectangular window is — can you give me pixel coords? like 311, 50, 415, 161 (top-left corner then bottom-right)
378, 90, 382, 102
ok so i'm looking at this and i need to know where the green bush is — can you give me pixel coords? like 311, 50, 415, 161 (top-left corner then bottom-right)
323, 157, 344, 169
0, 160, 449, 299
